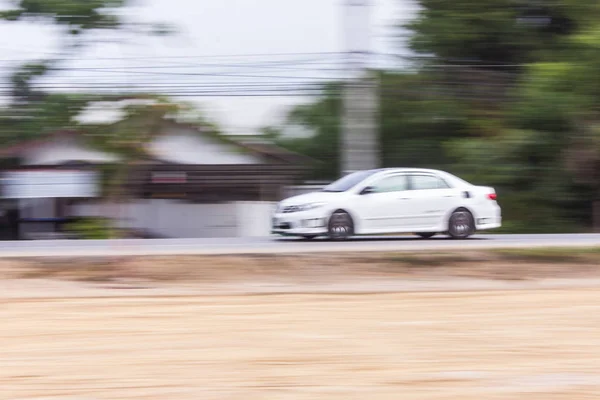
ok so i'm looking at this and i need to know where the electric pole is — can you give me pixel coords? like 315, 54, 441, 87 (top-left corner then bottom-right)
341, 0, 379, 175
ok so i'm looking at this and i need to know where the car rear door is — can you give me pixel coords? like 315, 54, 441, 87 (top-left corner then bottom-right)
406, 173, 462, 230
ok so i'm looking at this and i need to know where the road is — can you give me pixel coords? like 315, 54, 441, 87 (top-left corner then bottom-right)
0, 233, 599, 257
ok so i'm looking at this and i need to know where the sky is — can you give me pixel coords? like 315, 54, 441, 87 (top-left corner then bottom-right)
0, 0, 419, 134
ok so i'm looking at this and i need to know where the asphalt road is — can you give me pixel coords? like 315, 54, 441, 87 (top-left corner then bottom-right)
0, 234, 598, 258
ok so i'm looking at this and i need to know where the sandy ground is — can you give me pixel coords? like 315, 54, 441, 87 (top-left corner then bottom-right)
2, 281, 600, 399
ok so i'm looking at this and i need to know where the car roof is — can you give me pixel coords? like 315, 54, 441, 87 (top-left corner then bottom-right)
368, 167, 445, 175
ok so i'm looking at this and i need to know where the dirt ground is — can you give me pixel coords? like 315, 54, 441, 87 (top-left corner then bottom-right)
2, 280, 600, 399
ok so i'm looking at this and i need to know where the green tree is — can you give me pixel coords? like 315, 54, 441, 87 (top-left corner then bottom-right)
83, 98, 184, 238
401, 0, 600, 232
266, 72, 472, 180
271, 83, 342, 180
406, 0, 600, 68
0, 0, 174, 144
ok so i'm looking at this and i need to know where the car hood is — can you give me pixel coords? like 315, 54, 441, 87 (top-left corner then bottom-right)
279, 191, 342, 207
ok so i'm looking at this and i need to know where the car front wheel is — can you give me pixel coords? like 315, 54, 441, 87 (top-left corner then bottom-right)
328, 210, 354, 241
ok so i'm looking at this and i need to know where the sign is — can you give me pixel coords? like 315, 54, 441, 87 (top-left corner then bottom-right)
151, 172, 187, 184
1, 170, 99, 199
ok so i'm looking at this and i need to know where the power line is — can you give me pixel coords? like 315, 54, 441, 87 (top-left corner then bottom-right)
0, 51, 349, 64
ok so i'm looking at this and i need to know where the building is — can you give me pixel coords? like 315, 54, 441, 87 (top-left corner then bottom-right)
0, 122, 312, 239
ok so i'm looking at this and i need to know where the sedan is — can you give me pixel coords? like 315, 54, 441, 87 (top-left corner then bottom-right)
271, 168, 501, 240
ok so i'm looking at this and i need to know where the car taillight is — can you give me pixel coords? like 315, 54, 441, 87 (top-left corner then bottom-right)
487, 193, 497, 201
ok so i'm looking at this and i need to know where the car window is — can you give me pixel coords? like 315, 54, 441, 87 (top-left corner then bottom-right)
371, 174, 408, 193
410, 175, 450, 190
322, 170, 380, 192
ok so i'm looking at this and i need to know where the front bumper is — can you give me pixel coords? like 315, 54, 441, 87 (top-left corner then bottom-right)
271, 210, 329, 236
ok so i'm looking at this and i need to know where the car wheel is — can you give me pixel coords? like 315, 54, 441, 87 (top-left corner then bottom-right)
416, 232, 436, 239
447, 209, 475, 239
328, 210, 354, 241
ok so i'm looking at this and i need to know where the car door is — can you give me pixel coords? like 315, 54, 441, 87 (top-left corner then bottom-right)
353, 174, 411, 233
406, 174, 462, 230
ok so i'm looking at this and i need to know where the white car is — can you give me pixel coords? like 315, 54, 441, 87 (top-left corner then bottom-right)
272, 168, 501, 240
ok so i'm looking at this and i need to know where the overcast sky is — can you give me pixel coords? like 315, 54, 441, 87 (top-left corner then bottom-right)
0, 0, 418, 134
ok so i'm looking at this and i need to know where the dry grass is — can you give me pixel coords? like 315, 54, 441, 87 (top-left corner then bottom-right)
0, 247, 599, 284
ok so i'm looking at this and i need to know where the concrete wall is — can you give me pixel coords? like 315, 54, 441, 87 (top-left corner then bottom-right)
283, 185, 327, 198
18, 198, 56, 238
235, 201, 277, 237
72, 199, 276, 238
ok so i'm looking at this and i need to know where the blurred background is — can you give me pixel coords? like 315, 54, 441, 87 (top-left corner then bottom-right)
0, 0, 599, 240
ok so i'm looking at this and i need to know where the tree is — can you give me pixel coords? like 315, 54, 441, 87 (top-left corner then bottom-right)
271, 83, 343, 180
82, 97, 185, 238
0, 0, 174, 144
405, 0, 600, 68
400, 0, 600, 232
266, 72, 472, 180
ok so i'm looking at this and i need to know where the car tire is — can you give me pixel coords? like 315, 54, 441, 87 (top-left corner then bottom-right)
327, 210, 354, 241
416, 232, 436, 239
447, 209, 475, 239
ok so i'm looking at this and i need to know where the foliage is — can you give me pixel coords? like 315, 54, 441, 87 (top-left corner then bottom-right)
65, 217, 112, 240
264, 0, 600, 232
0, 0, 174, 145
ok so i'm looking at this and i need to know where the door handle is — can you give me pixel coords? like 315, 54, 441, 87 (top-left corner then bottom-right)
398, 197, 410, 200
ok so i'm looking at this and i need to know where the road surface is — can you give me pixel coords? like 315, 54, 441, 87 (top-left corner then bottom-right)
0, 234, 599, 257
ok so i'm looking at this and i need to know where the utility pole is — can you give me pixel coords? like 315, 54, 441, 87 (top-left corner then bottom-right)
341, 0, 379, 175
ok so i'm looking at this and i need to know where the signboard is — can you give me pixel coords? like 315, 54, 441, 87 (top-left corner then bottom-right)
1, 170, 99, 199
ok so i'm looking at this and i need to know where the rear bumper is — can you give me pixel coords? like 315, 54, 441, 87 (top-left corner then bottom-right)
475, 208, 502, 231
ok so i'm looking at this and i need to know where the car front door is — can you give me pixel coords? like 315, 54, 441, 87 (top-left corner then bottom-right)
353, 174, 412, 233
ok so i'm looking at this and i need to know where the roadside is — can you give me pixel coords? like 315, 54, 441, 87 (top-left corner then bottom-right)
1, 247, 600, 298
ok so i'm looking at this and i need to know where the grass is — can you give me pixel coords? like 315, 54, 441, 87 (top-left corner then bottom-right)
387, 253, 479, 267
490, 247, 600, 264
384, 247, 600, 269
3, 247, 600, 284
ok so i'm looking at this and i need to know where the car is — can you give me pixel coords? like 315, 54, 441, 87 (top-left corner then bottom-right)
271, 168, 501, 240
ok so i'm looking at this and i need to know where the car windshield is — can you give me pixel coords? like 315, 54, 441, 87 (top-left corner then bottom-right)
322, 170, 379, 192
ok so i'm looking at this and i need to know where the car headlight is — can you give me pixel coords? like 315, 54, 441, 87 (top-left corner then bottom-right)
296, 202, 326, 212
277, 202, 327, 213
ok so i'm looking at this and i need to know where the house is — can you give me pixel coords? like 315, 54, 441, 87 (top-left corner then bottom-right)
0, 122, 312, 239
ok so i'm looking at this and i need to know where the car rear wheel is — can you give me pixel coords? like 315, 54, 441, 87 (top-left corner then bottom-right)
416, 232, 436, 239
447, 209, 475, 239
328, 210, 354, 241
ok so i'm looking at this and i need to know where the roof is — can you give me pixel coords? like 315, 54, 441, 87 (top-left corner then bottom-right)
354, 168, 445, 175
234, 141, 314, 165
0, 130, 80, 158
0, 124, 315, 167
158, 120, 315, 166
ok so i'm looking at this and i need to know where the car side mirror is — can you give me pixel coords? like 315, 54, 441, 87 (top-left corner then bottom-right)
360, 186, 375, 195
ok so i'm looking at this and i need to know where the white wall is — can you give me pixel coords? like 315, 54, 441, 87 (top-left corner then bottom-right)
284, 185, 327, 198
72, 199, 276, 238
18, 198, 56, 238
235, 201, 277, 237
